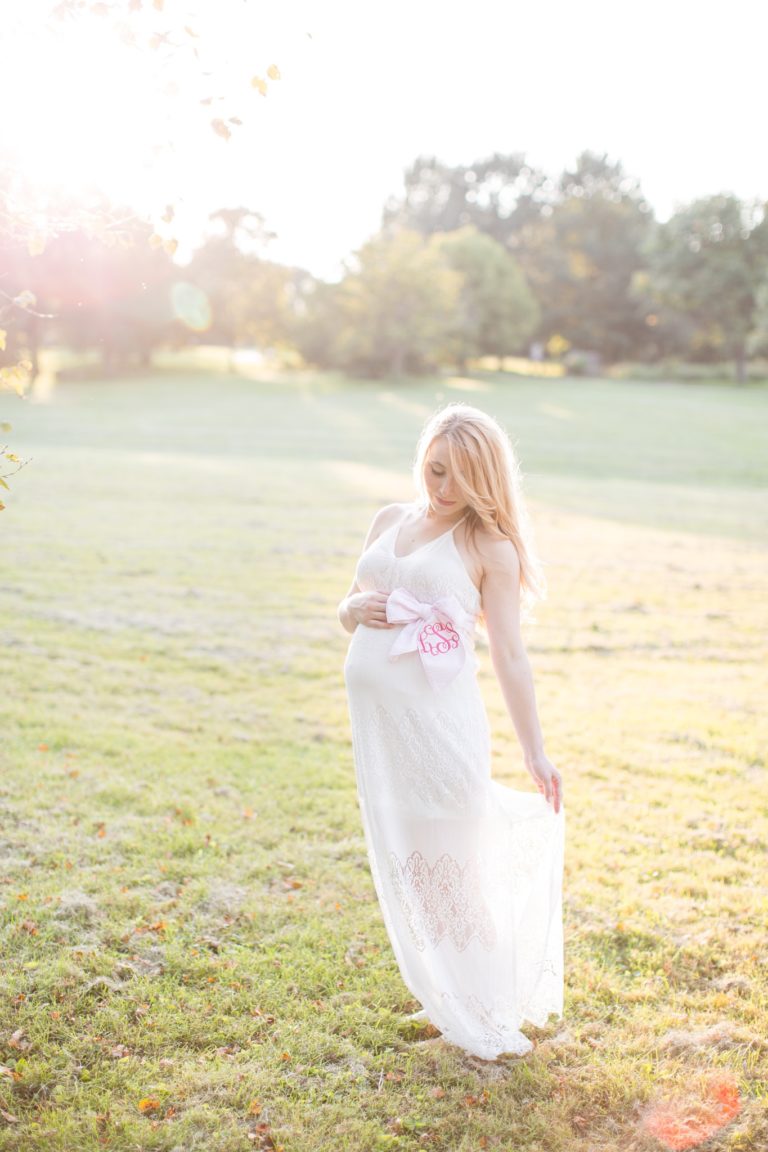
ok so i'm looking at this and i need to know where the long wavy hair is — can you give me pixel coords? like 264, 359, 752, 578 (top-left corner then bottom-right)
413, 403, 546, 613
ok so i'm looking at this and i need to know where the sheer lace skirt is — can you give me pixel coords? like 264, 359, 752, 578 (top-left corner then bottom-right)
346, 623, 565, 1061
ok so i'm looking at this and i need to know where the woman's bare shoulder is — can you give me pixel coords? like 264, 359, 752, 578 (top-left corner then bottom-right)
470, 523, 520, 574
376, 501, 412, 523
363, 501, 412, 546
371, 501, 412, 530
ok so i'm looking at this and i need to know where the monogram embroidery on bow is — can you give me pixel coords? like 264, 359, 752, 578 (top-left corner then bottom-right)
418, 620, 460, 657
386, 587, 474, 690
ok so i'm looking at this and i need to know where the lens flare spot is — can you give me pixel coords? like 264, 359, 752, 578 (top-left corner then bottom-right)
171, 282, 211, 332
642, 1073, 741, 1150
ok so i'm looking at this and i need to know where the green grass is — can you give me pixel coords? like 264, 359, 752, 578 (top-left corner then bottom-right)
1, 370, 767, 1151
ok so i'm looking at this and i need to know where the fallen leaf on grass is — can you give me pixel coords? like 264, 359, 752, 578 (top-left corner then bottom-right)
0, 1108, 19, 1123
463, 1090, 491, 1107
143, 920, 167, 935
247, 1121, 282, 1148
138, 1096, 161, 1113
250, 1008, 275, 1024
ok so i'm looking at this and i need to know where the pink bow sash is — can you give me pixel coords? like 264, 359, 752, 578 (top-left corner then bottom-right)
386, 587, 476, 691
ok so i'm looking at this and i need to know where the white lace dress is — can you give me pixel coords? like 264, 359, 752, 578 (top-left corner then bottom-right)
343, 510, 566, 1061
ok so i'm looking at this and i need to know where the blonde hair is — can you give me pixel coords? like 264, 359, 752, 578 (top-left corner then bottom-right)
413, 403, 546, 612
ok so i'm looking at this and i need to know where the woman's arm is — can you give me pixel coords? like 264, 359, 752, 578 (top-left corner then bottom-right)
338, 579, 392, 633
479, 535, 563, 813
337, 504, 404, 634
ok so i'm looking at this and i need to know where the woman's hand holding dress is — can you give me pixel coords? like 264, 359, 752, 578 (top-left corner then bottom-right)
524, 751, 563, 814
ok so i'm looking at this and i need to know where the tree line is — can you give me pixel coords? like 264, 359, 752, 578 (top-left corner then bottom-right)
2, 150, 768, 381
313, 151, 768, 380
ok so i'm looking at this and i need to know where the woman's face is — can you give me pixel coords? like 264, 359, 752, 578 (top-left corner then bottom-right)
424, 436, 468, 518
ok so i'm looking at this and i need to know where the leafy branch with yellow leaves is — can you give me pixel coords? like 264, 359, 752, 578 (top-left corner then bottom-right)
0, 317, 31, 510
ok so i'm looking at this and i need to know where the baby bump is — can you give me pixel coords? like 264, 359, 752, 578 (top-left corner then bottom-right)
346, 622, 481, 702
344, 623, 418, 698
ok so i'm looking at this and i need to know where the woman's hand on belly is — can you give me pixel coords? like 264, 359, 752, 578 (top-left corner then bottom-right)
345, 590, 395, 629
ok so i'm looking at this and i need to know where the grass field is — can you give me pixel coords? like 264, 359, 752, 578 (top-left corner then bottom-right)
1, 370, 766, 1151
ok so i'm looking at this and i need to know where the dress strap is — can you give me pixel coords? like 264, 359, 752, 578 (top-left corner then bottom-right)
446, 513, 468, 538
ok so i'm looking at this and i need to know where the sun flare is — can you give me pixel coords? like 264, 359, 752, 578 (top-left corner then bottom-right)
1, 1, 302, 253
2, 14, 172, 214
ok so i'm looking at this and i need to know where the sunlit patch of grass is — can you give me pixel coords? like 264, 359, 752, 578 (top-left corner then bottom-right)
473, 356, 567, 377
0, 370, 766, 1150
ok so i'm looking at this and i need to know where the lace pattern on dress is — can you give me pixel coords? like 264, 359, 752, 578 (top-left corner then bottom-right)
355, 521, 480, 619
484, 811, 557, 897
369, 704, 489, 812
437, 993, 535, 1059
389, 850, 497, 952
402, 568, 480, 618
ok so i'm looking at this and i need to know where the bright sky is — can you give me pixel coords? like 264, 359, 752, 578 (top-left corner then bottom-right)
2, 0, 767, 280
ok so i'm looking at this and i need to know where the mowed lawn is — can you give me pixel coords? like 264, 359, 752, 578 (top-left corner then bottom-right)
1, 369, 766, 1152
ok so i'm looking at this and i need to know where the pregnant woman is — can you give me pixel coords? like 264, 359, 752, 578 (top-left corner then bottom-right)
338, 402, 565, 1061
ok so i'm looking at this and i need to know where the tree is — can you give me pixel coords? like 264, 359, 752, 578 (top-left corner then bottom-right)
334, 230, 461, 377
1, 209, 178, 375
516, 152, 654, 362
291, 279, 343, 370
748, 272, 768, 357
383, 152, 552, 246
644, 194, 768, 381
185, 208, 300, 351
385, 150, 654, 363
432, 227, 539, 367
0, 0, 283, 506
